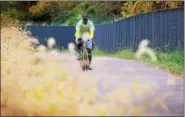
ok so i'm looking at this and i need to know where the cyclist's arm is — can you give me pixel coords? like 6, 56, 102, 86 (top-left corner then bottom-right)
75, 21, 81, 39
89, 21, 95, 40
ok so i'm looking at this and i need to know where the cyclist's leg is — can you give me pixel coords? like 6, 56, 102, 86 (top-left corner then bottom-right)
76, 38, 84, 60
76, 49, 80, 60
87, 48, 92, 64
86, 40, 93, 69
92, 39, 95, 51
75, 38, 81, 60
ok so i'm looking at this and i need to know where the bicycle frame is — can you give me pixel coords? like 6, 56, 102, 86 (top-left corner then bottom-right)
79, 39, 89, 71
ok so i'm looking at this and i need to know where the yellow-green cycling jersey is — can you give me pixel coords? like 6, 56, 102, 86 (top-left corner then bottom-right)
75, 19, 95, 40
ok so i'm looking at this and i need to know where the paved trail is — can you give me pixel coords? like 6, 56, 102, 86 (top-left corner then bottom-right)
89, 57, 183, 116
43, 52, 184, 116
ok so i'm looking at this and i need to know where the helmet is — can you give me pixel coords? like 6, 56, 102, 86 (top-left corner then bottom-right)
82, 14, 89, 19
82, 14, 88, 24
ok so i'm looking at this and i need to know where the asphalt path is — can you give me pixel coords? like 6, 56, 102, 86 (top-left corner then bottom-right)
40, 52, 183, 116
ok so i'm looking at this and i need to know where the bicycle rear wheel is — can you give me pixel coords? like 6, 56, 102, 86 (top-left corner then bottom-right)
80, 47, 89, 71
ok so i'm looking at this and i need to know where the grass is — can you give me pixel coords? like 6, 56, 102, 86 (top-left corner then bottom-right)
92, 48, 184, 77
93, 48, 136, 60
154, 51, 184, 76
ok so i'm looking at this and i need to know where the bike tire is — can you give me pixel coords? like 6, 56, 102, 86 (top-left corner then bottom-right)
80, 47, 89, 71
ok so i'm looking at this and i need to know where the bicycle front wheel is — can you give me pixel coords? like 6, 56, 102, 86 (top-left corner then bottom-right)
80, 47, 89, 71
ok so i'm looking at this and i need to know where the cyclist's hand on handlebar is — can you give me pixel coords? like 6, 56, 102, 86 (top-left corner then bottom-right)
76, 38, 82, 44
75, 38, 79, 44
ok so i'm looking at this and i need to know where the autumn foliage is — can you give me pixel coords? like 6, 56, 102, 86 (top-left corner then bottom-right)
1, 1, 183, 25
121, 1, 184, 17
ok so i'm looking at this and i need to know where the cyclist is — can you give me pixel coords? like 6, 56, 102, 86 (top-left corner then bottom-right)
75, 14, 95, 70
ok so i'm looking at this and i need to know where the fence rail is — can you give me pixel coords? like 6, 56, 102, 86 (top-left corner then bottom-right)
28, 7, 184, 52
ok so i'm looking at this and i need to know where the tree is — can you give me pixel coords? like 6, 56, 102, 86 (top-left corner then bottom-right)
121, 1, 184, 18
1, 1, 183, 25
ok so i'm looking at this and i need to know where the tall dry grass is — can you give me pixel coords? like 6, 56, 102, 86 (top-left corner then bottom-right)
1, 25, 167, 116
135, 39, 157, 61
1, 25, 101, 116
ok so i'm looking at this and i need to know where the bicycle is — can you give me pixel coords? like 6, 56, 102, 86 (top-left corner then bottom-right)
78, 38, 91, 71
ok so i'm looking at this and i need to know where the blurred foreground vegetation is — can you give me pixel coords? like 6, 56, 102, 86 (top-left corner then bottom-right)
1, 21, 165, 116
